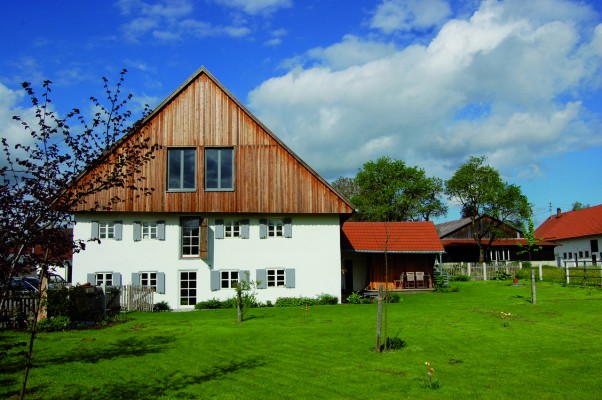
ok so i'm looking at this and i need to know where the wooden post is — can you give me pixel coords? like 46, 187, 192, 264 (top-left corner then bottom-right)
531, 268, 537, 305
538, 263, 543, 281
483, 263, 487, 281
375, 285, 383, 352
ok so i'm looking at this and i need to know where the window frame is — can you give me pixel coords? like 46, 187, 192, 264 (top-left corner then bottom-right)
224, 219, 241, 238
96, 272, 113, 287
266, 268, 286, 287
140, 271, 158, 291
181, 217, 201, 258
220, 270, 239, 289
268, 219, 284, 238
204, 147, 234, 191
167, 148, 197, 192
142, 222, 158, 240
99, 222, 115, 240
179, 271, 197, 306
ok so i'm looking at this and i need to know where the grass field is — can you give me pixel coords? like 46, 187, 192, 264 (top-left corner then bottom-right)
2, 279, 602, 399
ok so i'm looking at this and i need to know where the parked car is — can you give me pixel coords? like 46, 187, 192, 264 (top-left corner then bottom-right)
9, 276, 40, 292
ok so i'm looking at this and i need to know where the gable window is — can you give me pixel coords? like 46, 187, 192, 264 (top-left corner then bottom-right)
205, 148, 233, 191
168, 148, 196, 191
181, 217, 201, 257
180, 271, 197, 306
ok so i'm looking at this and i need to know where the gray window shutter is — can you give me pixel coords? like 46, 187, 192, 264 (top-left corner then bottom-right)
131, 272, 140, 286
210, 270, 220, 291
240, 219, 250, 239
91, 221, 99, 240
157, 221, 166, 241
133, 222, 142, 241
256, 269, 267, 289
114, 221, 123, 241
239, 270, 250, 284
284, 218, 292, 238
259, 219, 267, 239
113, 272, 122, 286
285, 268, 295, 288
157, 272, 165, 294
87, 273, 96, 285
215, 219, 224, 239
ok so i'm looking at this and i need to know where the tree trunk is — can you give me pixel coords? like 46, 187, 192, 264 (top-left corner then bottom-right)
375, 285, 383, 352
530, 268, 537, 305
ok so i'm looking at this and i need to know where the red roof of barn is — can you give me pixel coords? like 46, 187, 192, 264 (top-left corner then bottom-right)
341, 221, 444, 253
535, 204, 602, 241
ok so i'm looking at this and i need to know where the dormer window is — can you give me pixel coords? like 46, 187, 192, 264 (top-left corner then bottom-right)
205, 148, 233, 191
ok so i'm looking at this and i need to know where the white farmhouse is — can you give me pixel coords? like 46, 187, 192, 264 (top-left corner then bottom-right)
71, 67, 354, 309
535, 205, 602, 267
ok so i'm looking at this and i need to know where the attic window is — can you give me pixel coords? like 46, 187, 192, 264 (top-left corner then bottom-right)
168, 148, 196, 191
205, 148, 233, 191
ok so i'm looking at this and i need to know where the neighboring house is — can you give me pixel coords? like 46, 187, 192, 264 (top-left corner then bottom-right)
436, 216, 555, 262
341, 221, 444, 293
71, 67, 354, 309
535, 205, 602, 267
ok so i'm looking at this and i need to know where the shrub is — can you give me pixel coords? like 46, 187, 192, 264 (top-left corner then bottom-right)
274, 297, 315, 307
347, 292, 363, 304
450, 274, 471, 282
494, 270, 511, 281
385, 292, 401, 303
515, 268, 531, 280
37, 316, 71, 332
153, 301, 171, 312
194, 298, 234, 310
316, 293, 338, 305
381, 335, 406, 351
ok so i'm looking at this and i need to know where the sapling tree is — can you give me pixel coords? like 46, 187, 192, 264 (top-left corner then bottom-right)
0, 70, 159, 399
233, 272, 259, 323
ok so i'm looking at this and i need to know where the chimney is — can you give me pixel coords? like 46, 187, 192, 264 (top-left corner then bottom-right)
556, 208, 561, 218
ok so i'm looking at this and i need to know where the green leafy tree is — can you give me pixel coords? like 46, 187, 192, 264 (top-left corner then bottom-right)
331, 176, 359, 203
351, 156, 447, 221
445, 156, 532, 262
571, 201, 590, 211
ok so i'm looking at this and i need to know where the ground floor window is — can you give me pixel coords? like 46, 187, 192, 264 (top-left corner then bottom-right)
180, 271, 197, 306
267, 269, 285, 287
221, 270, 239, 289
96, 272, 113, 287
140, 272, 157, 291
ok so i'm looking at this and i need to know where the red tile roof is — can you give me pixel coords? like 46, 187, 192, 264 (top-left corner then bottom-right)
535, 204, 602, 241
341, 221, 444, 253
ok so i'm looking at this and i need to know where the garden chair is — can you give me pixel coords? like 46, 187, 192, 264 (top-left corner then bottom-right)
415, 271, 426, 288
406, 272, 415, 289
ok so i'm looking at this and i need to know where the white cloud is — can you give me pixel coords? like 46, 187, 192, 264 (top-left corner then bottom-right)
118, 0, 251, 42
0, 83, 40, 165
214, 0, 292, 16
248, 0, 602, 183
370, 0, 452, 34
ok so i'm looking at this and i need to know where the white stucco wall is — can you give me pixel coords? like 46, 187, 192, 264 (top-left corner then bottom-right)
72, 213, 343, 309
553, 236, 602, 267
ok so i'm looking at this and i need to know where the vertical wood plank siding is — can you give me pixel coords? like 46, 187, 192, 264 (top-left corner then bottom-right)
73, 72, 353, 214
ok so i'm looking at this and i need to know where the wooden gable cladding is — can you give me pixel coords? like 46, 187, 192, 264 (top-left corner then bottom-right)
72, 67, 354, 215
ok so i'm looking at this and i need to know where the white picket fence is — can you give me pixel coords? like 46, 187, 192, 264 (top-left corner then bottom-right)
438, 261, 545, 281
120, 285, 154, 312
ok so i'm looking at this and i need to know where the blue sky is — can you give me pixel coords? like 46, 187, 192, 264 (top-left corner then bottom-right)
1, 0, 601, 226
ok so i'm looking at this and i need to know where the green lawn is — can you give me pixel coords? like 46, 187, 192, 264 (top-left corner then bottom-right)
2, 280, 602, 399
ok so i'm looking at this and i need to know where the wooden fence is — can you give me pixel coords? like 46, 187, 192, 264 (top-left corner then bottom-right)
120, 285, 154, 312
438, 261, 535, 281
1, 285, 154, 329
